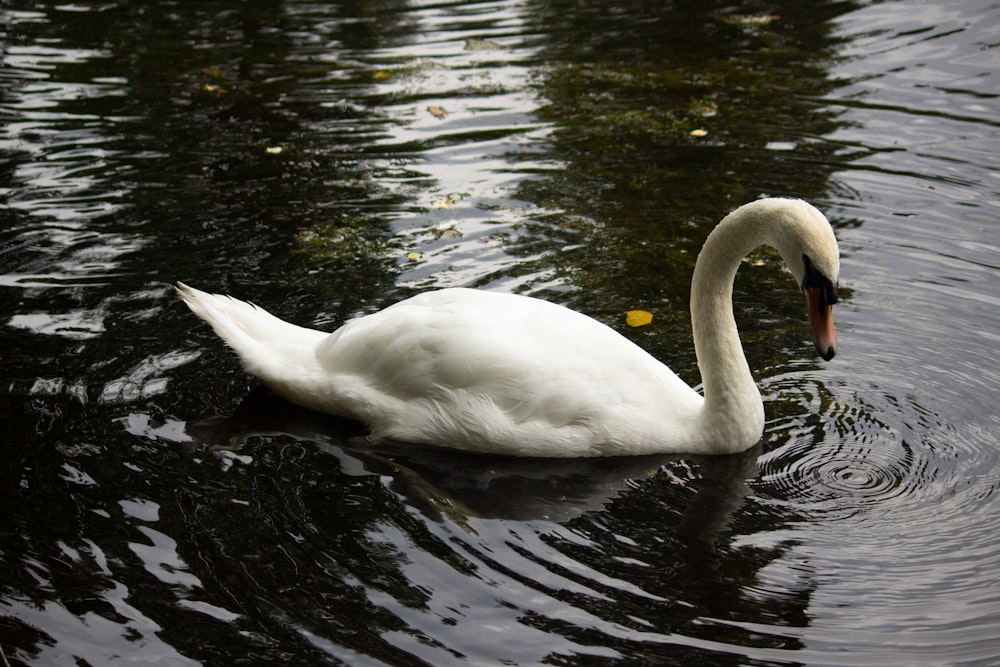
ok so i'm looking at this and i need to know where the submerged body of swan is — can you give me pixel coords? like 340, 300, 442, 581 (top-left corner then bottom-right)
179, 197, 839, 457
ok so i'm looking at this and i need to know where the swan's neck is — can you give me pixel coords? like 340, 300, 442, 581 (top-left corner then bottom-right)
690, 207, 770, 451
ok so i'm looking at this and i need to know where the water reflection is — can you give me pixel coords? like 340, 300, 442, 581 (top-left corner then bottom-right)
182, 387, 701, 523
172, 388, 806, 664
3, 0, 1000, 664
507, 0, 852, 339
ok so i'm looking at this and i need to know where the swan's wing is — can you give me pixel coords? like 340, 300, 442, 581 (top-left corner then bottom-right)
314, 289, 702, 448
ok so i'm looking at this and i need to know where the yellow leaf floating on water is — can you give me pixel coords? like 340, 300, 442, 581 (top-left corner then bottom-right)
406, 251, 422, 261
427, 105, 447, 118
374, 70, 391, 80
690, 128, 708, 138
625, 310, 653, 327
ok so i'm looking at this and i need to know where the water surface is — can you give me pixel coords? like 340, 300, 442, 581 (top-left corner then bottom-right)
2, 0, 999, 665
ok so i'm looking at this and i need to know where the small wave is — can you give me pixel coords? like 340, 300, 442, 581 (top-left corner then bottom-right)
756, 434, 918, 521
756, 374, 999, 530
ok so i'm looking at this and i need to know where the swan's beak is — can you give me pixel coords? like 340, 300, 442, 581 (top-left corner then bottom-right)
804, 287, 837, 361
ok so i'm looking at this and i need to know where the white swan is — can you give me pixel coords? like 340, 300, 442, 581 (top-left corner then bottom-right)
178, 197, 839, 457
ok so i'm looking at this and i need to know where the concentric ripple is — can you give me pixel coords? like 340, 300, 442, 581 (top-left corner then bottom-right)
757, 438, 914, 520
754, 376, 997, 528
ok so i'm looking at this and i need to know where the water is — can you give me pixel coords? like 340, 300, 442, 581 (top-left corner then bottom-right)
2, 0, 999, 665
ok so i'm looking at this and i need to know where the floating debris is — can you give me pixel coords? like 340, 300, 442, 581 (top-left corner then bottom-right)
464, 37, 504, 51
720, 13, 780, 28
202, 65, 227, 80
625, 310, 653, 327
432, 225, 462, 240
689, 100, 718, 118
430, 192, 467, 208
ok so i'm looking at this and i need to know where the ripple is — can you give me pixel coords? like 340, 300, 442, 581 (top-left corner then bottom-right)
756, 374, 1000, 530
802, 454, 901, 498
757, 438, 918, 521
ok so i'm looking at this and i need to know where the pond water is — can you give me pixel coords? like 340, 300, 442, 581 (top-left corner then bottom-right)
2, 0, 999, 665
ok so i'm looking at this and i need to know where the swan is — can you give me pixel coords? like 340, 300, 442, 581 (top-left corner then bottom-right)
177, 197, 839, 457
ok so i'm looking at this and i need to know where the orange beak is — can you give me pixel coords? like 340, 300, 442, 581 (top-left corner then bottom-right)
804, 287, 837, 361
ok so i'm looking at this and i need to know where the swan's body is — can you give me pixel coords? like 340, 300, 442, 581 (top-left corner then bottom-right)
178, 197, 839, 457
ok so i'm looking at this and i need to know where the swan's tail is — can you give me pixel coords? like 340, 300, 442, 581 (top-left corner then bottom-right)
176, 282, 327, 383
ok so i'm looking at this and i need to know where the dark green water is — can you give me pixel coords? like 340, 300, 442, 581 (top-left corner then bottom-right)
2, 0, 999, 665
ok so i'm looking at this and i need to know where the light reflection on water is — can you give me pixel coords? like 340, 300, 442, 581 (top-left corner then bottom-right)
362, 0, 556, 291
2, 0, 999, 665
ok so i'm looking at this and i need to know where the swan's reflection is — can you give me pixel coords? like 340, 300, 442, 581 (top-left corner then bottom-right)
183, 388, 803, 646
185, 387, 758, 528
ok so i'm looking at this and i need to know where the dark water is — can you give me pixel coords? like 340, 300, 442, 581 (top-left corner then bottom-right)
2, 0, 999, 664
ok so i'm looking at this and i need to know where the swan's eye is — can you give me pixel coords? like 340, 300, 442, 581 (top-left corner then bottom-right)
801, 254, 838, 306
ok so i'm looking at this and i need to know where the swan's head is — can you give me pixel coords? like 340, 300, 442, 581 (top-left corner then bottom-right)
763, 199, 840, 361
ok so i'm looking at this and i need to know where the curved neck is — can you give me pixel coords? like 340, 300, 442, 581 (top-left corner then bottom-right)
690, 207, 768, 448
